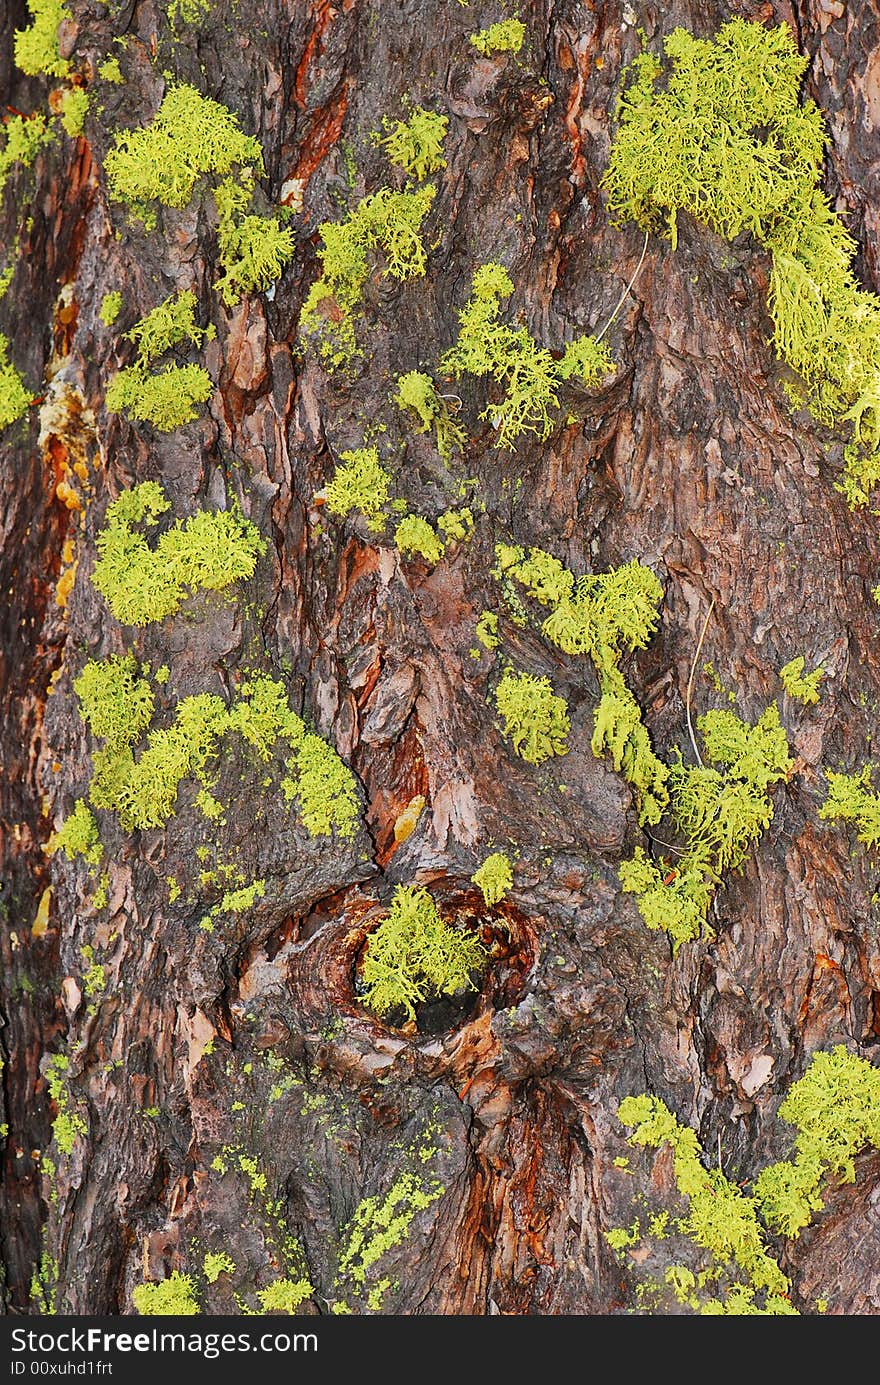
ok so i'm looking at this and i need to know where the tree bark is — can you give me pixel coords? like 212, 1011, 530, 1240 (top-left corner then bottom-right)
2, 0, 880, 1316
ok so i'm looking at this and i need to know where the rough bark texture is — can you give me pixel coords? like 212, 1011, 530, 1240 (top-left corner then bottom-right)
2, 0, 880, 1316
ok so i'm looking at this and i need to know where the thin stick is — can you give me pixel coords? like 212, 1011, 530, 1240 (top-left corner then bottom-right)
595, 230, 650, 343
686, 597, 716, 767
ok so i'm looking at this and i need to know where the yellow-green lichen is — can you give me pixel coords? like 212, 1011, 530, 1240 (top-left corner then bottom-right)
14, 0, 70, 78
379, 106, 448, 182
214, 173, 295, 306
47, 800, 103, 866
603, 18, 880, 508
46, 1054, 87, 1156
132, 1271, 200, 1316
322, 446, 391, 522
104, 83, 263, 222
360, 884, 486, 1022
99, 291, 123, 326
395, 370, 466, 460
97, 57, 124, 85
469, 19, 525, 57
818, 765, 880, 848
394, 514, 444, 565
472, 850, 513, 906
0, 332, 31, 430
59, 88, 89, 139
300, 184, 436, 369
0, 112, 54, 202
493, 669, 569, 765
779, 655, 823, 706
90, 481, 265, 625
439, 264, 613, 448
203, 1251, 235, 1283
257, 1277, 313, 1313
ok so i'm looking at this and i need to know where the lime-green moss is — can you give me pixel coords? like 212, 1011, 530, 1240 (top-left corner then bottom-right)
300, 184, 435, 368
74, 653, 155, 749
472, 850, 513, 905
60, 88, 89, 139
754, 1046, 880, 1236
440, 264, 613, 448
257, 1277, 313, 1313
494, 669, 570, 765
0, 333, 31, 430
616, 1093, 794, 1314
620, 705, 791, 949
395, 370, 466, 459
469, 19, 525, 56
14, 0, 70, 78
99, 291, 123, 326
380, 107, 448, 181
818, 766, 880, 848
394, 514, 444, 564
132, 1271, 200, 1316
779, 655, 823, 706
91, 481, 265, 626
47, 800, 103, 866
603, 18, 880, 507
203, 1251, 235, 1283
97, 57, 124, 84
0, 112, 54, 201
361, 884, 486, 1022
337, 1167, 444, 1295
104, 83, 263, 221
322, 446, 392, 521
106, 363, 213, 431
214, 174, 295, 307
46, 1054, 87, 1156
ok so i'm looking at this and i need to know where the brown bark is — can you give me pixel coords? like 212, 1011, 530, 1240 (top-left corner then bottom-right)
2, 0, 880, 1315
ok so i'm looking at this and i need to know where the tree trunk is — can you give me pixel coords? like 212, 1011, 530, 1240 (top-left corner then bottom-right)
2, 0, 880, 1316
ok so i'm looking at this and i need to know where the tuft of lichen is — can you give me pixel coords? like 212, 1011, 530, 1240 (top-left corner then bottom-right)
0, 333, 32, 430
14, 0, 70, 78
322, 446, 392, 522
360, 884, 486, 1022
47, 800, 103, 866
472, 850, 513, 906
603, 18, 880, 507
99, 291, 123, 327
132, 1272, 200, 1316
60, 88, 89, 139
105, 291, 214, 432
90, 481, 265, 626
0, 112, 54, 201
104, 83, 263, 221
493, 669, 570, 765
779, 655, 823, 706
469, 19, 526, 57
300, 184, 436, 369
394, 514, 444, 565
380, 106, 448, 181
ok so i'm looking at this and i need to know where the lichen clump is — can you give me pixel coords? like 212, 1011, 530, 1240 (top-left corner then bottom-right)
0, 333, 31, 430
493, 669, 570, 765
440, 263, 613, 449
472, 851, 513, 906
469, 20, 526, 57
91, 481, 265, 625
395, 370, 466, 459
603, 18, 880, 507
819, 766, 880, 848
104, 83, 263, 219
0, 112, 54, 202
47, 800, 103, 866
14, 0, 70, 78
360, 884, 486, 1022
380, 107, 448, 181
300, 184, 436, 368
132, 1272, 200, 1316
105, 291, 214, 432
322, 447, 392, 522
780, 655, 823, 706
